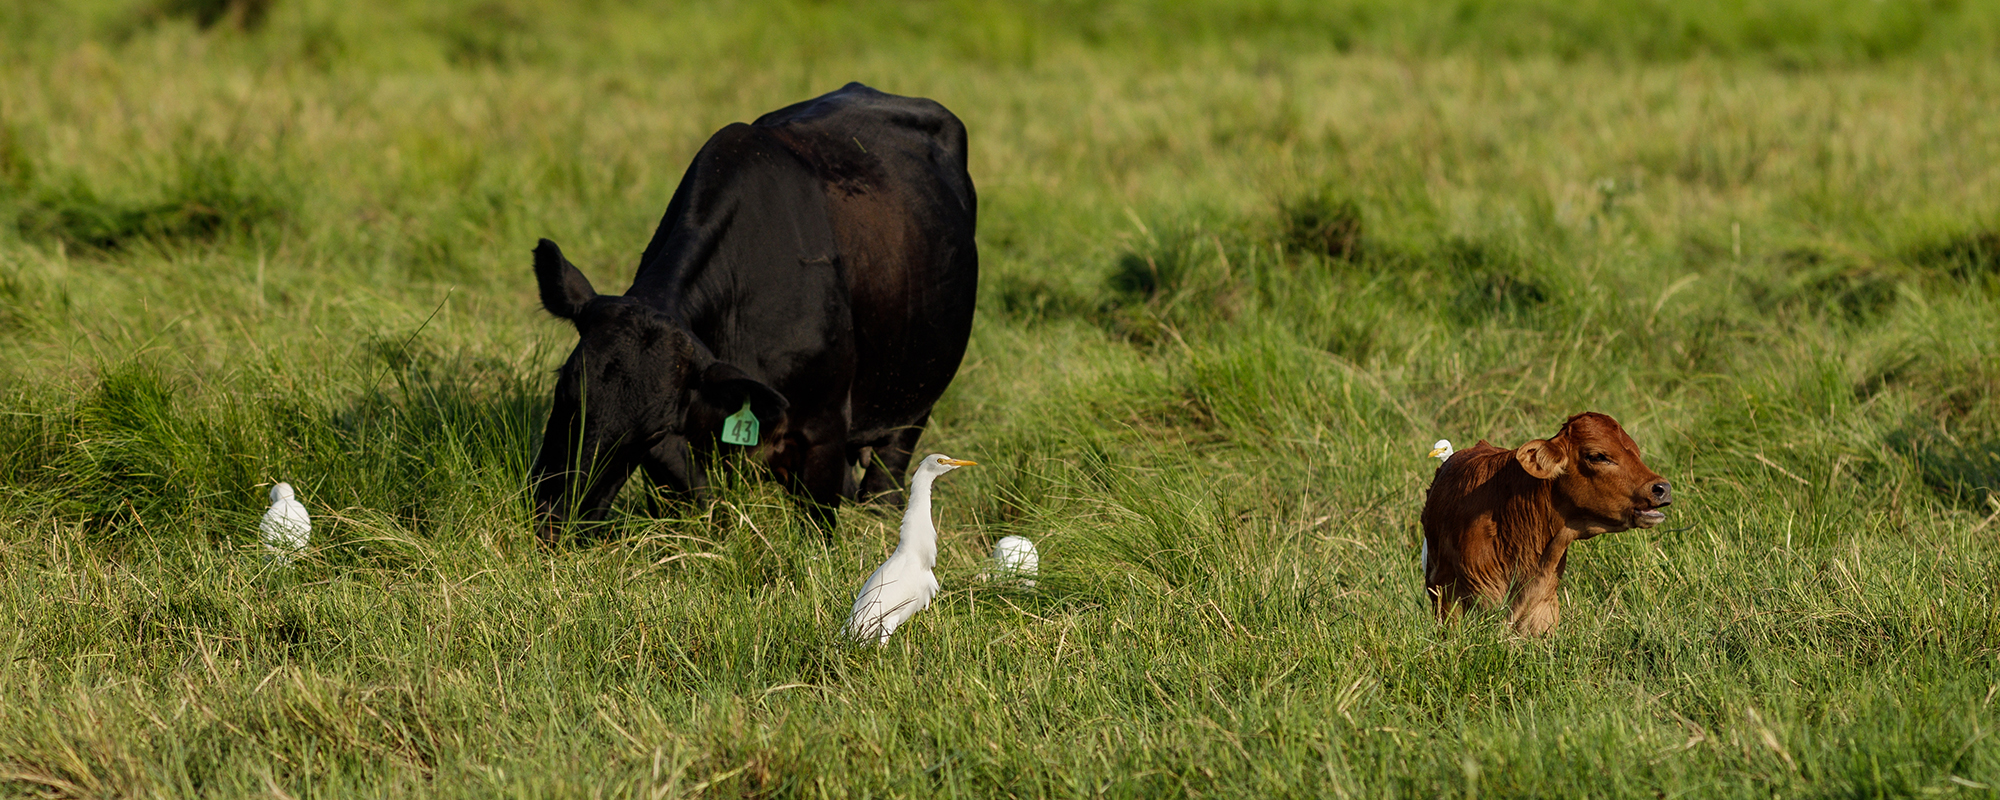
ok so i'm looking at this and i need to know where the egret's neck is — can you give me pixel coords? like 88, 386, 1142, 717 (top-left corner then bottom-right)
896, 470, 940, 568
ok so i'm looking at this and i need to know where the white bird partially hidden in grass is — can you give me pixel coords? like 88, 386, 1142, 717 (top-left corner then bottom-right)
987, 535, 1039, 588
261, 482, 311, 565
846, 454, 976, 644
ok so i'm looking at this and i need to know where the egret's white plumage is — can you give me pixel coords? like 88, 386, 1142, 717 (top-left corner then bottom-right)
987, 535, 1039, 588
846, 454, 975, 644
261, 482, 311, 564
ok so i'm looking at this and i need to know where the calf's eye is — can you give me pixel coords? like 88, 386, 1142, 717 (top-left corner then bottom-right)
1585, 453, 1613, 465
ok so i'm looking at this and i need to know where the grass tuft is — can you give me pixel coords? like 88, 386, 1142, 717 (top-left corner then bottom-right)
17, 146, 290, 254
1280, 187, 1363, 261
150, 0, 274, 32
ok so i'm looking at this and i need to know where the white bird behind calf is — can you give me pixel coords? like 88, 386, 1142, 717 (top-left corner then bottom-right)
846, 454, 975, 644
1421, 440, 1453, 576
261, 482, 311, 565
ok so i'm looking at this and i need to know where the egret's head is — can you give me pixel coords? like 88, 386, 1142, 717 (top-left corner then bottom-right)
917, 453, 977, 477
1429, 440, 1453, 460
269, 483, 294, 503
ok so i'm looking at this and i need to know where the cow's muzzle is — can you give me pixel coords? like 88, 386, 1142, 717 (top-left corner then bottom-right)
1633, 480, 1672, 527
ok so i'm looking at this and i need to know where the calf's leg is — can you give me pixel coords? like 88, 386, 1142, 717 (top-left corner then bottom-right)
1505, 530, 1578, 636
1428, 578, 1487, 624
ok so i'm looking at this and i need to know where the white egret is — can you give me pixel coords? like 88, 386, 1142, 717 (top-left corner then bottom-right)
986, 535, 1039, 588
1421, 441, 1452, 576
845, 454, 975, 644
261, 482, 311, 565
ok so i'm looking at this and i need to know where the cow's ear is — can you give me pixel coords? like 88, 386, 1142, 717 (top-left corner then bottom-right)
1516, 439, 1568, 480
534, 238, 597, 321
698, 362, 789, 424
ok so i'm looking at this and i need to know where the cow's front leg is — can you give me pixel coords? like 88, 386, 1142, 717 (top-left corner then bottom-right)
858, 412, 931, 506
1506, 530, 1578, 636
641, 435, 712, 517
1428, 581, 1475, 624
768, 414, 849, 534
798, 439, 848, 534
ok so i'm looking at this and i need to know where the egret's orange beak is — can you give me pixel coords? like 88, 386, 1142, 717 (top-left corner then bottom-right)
1428, 448, 1448, 459
943, 458, 978, 466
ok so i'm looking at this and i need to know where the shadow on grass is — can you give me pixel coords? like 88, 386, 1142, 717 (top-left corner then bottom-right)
0, 341, 552, 555
1888, 427, 2000, 511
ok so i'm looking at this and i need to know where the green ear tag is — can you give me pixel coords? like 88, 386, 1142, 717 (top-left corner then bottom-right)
721, 399, 760, 446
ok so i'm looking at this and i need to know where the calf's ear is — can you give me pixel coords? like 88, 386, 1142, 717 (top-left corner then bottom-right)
697, 362, 789, 425
534, 239, 597, 321
1516, 439, 1568, 480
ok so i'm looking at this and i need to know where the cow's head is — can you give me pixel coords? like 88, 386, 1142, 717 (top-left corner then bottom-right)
528, 239, 786, 539
1514, 412, 1671, 537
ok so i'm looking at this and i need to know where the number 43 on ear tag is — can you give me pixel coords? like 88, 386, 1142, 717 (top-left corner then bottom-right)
721, 399, 760, 446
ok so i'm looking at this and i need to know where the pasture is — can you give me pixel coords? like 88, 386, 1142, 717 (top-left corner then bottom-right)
2, 0, 1999, 796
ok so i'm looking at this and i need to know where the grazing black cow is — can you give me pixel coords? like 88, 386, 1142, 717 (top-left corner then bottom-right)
529, 83, 977, 539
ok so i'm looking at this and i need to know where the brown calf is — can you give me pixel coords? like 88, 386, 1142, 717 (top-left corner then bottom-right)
1420, 412, 1671, 635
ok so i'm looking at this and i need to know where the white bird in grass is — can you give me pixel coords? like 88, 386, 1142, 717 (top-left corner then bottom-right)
261, 482, 311, 565
845, 454, 976, 644
1421, 440, 1452, 577
986, 535, 1039, 588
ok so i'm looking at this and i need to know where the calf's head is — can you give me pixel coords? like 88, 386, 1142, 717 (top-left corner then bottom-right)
528, 239, 786, 536
1514, 412, 1671, 536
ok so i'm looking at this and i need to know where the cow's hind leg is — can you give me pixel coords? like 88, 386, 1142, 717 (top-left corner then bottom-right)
858, 413, 930, 506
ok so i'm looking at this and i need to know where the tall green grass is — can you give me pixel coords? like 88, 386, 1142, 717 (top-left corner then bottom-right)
3, 0, 1999, 797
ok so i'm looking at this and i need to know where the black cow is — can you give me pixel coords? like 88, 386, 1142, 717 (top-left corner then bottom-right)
528, 83, 977, 538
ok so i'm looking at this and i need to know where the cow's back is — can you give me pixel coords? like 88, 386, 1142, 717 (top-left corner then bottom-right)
752, 83, 979, 444
622, 118, 852, 416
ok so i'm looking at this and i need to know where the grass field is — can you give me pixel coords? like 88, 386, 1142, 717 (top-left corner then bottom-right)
4, 0, 2000, 796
